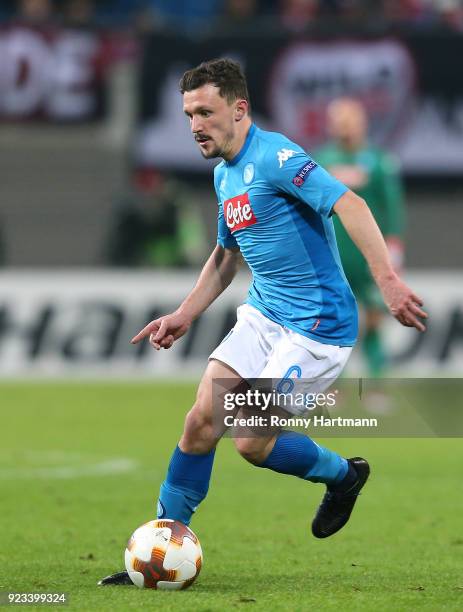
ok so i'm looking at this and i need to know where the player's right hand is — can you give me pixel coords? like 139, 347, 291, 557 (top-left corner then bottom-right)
380, 274, 428, 332
130, 312, 191, 350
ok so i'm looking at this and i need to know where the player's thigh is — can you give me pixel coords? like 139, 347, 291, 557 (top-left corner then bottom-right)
182, 305, 278, 453
209, 304, 279, 380
259, 331, 352, 416
180, 358, 244, 452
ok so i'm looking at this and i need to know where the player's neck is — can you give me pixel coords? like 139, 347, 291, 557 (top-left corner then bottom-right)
340, 138, 364, 153
223, 118, 253, 162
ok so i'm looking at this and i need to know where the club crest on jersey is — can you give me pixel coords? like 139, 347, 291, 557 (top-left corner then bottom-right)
224, 192, 257, 233
243, 162, 254, 185
292, 160, 318, 186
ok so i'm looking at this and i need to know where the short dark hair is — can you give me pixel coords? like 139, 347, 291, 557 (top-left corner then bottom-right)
179, 58, 250, 106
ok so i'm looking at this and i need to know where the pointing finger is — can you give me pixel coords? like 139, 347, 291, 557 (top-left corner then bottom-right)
154, 319, 168, 342
149, 332, 161, 350
130, 319, 160, 344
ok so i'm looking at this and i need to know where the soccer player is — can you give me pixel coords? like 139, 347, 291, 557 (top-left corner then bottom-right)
99, 59, 427, 585
316, 99, 405, 376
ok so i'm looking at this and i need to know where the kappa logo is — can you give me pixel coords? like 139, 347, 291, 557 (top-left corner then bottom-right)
224, 192, 257, 233
292, 160, 318, 187
277, 148, 297, 168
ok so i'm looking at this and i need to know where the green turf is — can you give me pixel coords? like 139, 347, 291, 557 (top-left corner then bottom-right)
1, 383, 462, 611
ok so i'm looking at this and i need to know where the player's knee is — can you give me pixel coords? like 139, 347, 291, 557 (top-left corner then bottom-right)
181, 404, 215, 454
234, 438, 267, 466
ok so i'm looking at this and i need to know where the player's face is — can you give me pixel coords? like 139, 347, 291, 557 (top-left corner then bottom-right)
327, 99, 367, 149
183, 85, 237, 160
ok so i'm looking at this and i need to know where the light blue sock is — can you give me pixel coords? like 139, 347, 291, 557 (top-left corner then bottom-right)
260, 430, 348, 485
157, 446, 215, 525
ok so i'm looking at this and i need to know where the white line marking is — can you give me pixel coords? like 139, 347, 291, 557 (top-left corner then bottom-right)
0, 457, 138, 480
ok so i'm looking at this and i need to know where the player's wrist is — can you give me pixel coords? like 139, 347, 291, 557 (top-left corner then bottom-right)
373, 267, 398, 287
176, 303, 197, 324
385, 236, 404, 272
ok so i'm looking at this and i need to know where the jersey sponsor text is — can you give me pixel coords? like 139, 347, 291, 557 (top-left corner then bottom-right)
224, 193, 257, 233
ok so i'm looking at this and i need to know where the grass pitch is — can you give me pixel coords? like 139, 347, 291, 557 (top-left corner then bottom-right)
1, 382, 462, 611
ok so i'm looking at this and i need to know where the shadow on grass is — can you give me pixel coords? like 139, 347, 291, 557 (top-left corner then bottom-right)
191, 570, 339, 594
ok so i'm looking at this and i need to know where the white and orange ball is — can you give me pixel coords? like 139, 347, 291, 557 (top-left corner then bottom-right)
124, 519, 202, 590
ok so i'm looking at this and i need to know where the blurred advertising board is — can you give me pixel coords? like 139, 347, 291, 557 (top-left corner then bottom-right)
0, 25, 134, 122
135, 33, 463, 175
0, 270, 461, 378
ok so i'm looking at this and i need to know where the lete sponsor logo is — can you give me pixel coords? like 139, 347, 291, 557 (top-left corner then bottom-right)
224, 193, 257, 233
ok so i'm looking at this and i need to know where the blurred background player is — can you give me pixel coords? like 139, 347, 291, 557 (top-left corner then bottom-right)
105, 168, 206, 268
316, 98, 405, 377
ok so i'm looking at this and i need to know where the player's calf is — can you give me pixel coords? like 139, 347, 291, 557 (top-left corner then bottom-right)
234, 435, 276, 465
157, 360, 238, 525
247, 430, 345, 483
180, 404, 217, 454
158, 403, 218, 525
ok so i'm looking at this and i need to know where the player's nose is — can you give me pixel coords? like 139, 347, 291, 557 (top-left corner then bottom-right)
191, 115, 203, 134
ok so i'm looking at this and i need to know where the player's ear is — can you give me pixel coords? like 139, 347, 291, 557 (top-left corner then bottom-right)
234, 99, 247, 122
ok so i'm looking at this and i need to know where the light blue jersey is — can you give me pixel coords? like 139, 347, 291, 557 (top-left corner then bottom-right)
215, 124, 358, 347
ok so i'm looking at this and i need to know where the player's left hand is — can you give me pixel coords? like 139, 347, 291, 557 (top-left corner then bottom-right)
380, 274, 428, 332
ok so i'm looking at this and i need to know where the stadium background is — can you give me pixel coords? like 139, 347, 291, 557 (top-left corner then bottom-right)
0, 0, 462, 378
1, 2, 462, 610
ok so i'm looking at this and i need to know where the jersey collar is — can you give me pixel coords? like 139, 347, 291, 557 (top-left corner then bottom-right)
226, 123, 256, 167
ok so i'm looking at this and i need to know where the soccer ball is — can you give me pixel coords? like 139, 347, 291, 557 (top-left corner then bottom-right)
124, 519, 202, 590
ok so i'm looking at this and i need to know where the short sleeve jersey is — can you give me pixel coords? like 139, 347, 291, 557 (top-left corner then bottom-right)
214, 124, 358, 347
